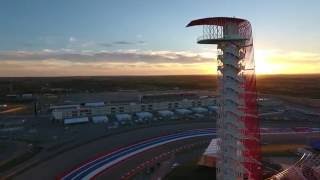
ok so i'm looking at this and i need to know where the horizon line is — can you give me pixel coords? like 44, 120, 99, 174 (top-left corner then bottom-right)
1, 73, 320, 78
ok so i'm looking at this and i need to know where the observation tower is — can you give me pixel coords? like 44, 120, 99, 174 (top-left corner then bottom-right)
186, 17, 261, 179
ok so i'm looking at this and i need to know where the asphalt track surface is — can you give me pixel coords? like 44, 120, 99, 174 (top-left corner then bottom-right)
12, 121, 320, 180
59, 129, 215, 180
13, 122, 215, 180
58, 128, 320, 180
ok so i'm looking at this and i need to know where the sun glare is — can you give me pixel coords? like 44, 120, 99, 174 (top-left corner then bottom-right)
254, 50, 285, 75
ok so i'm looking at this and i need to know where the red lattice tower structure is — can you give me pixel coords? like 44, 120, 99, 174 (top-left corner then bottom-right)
187, 17, 261, 180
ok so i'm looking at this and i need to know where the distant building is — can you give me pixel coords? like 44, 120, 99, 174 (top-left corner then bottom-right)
50, 93, 216, 124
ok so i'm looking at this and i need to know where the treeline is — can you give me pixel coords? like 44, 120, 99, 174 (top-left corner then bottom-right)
0, 74, 319, 98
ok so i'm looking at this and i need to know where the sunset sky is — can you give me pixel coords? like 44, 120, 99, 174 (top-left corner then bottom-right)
0, 0, 319, 76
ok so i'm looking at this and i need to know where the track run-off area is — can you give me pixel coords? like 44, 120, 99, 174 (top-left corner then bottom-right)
57, 127, 320, 180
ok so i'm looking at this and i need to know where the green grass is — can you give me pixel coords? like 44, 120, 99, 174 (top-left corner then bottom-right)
0, 143, 7, 153
0, 146, 41, 172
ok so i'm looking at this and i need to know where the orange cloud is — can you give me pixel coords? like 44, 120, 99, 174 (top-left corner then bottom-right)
0, 49, 318, 76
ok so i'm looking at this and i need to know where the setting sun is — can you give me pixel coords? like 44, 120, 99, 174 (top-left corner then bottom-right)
255, 50, 282, 74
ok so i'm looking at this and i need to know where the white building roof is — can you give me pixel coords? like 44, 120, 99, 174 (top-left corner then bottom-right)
158, 110, 174, 117
115, 114, 132, 121
175, 109, 192, 115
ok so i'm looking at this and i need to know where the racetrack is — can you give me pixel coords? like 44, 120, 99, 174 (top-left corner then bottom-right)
10, 121, 320, 180
12, 122, 214, 180
58, 128, 320, 180
59, 129, 215, 180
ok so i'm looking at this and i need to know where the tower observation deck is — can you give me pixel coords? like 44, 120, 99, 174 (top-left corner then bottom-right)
187, 17, 261, 180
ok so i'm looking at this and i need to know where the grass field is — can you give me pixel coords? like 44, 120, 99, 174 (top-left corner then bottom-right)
0, 146, 41, 173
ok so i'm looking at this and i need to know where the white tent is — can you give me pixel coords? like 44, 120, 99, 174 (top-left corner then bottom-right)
158, 110, 174, 117
198, 138, 218, 167
135, 112, 153, 120
115, 114, 132, 122
208, 106, 218, 112
52, 111, 63, 120
92, 116, 108, 123
191, 107, 208, 113
175, 109, 192, 115
194, 113, 204, 118
204, 138, 219, 156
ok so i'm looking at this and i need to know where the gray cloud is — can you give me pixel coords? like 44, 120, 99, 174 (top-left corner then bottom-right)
98, 43, 113, 47
137, 40, 146, 44
0, 50, 212, 64
98, 40, 147, 47
113, 41, 134, 45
